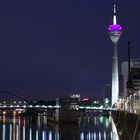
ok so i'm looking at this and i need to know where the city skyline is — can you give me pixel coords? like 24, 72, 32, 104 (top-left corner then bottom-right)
0, 1, 139, 99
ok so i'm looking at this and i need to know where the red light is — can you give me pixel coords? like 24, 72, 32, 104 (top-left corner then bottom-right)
82, 98, 89, 101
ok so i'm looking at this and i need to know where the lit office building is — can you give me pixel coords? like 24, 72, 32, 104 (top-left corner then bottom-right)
122, 59, 140, 97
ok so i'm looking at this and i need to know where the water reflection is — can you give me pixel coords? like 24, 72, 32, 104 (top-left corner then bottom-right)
23, 126, 25, 140
104, 131, 106, 140
36, 130, 38, 140
94, 132, 96, 140
0, 112, 119, 140
80, 132, 84, 140
16, 125, 18, 140
2, 124, 5, 140
29, 128, 32, 140
10, 124, 12, 140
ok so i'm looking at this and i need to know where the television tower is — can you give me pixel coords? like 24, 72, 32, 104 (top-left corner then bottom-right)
108, 5, 122, 106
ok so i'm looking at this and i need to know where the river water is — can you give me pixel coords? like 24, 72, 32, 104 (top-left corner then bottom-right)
0, 113, 119, 140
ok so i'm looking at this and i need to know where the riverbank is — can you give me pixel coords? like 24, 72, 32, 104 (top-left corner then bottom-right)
112, 110, 140, 140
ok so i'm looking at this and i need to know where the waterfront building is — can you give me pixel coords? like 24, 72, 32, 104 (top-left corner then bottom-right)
108, 5, 122, 105
122, 59, 140, 97
59, 94, 80, 110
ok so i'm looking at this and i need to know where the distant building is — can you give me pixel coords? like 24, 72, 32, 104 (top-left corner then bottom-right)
102, 84, 111, 104
59, 94, 80, 110
70, 94, 80, 101
122, 59, 140, 97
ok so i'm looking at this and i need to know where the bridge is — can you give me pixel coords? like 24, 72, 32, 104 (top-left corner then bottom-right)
0, 104, 113, 111
0, 89, 114, 113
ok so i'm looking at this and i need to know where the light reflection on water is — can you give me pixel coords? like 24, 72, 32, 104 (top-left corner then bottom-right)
0, 113, 119, 140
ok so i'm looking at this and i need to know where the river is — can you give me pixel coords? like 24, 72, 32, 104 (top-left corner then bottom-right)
0, 113, 119, 140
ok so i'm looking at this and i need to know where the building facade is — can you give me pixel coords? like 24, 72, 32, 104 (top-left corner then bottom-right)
122, 59, 140, 97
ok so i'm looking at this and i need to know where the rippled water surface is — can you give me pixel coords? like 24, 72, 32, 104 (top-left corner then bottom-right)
0, 113, 119, 140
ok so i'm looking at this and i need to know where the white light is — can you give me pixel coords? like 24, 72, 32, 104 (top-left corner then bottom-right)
94, 132, 96, 140
86, 106, 90, 109
36, 130, 38, 140
112, 76, 119, 106
111, 131, 112, 139
23, 126, 25, 140
88, 132, 91, 140
113, 15, 117, 25
2, 124, 6, 140
23, 105, 26, 108
105, 98, 109, 104
16, 125, 19, 140
30, 128, 32, 140
49, 131, 52, 140
104, 131, 106, 140
29, 105, 33, 108
55, 105, 60, 109
10, 124, 12, 140
79, 106, 84, 109
43, 130, 46, 140
99, 132, 101, 140
80, 132, 84, 140
48, 105, 52, 108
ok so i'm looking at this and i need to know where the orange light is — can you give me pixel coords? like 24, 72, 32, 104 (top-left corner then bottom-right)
13, 111, 16, 115
3, 111, 6, 114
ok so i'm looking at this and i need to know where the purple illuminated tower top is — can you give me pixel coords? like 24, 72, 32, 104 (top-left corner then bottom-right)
108, 5, 122, 32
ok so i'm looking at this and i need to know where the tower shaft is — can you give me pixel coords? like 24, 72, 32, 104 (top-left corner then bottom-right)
112, 43, 119, 106
109, 31, 121, 106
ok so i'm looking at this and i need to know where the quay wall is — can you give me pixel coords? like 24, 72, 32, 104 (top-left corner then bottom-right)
112, 110, 140, 140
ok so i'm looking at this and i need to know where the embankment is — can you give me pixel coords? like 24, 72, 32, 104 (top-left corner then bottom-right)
112, 110, 140, 140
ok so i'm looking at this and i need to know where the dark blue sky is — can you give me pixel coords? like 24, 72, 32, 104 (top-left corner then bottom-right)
0, 1, 139, 100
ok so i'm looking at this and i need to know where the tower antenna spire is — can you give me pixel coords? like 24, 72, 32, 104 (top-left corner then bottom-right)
113, 4, 117, 25
114, 4, 116, 14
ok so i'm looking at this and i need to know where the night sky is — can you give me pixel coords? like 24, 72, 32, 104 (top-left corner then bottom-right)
0, 1, 139, 100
